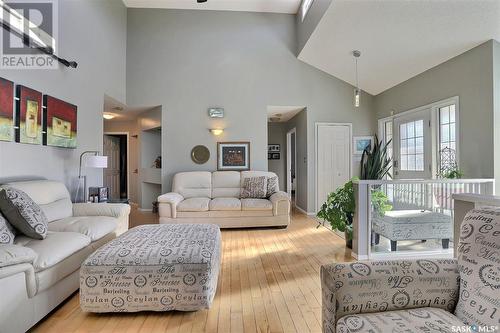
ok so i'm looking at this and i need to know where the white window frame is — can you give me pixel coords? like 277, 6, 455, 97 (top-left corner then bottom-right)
377, 96, 460, 179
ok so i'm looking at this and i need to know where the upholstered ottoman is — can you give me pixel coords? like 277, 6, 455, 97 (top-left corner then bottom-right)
372, 210, 452, 251
80, 224, 221, 312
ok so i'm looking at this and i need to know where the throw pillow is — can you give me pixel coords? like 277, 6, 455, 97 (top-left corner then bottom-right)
241, 176, 268, 199
0, 187, 48, 240
0, 212, 16, 244
267, 176, 279, 197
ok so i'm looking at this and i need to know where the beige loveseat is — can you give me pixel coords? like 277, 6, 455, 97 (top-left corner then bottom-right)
158, 171, 290, 228
0, 178, 130, 333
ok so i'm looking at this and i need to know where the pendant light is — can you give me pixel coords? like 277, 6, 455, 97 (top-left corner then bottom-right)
353, 50, 361, 108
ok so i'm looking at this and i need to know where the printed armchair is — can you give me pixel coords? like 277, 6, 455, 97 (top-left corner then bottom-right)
321, 208, 500, 333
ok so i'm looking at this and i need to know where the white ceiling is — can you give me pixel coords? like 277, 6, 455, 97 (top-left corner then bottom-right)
267, 105, 305, 122
298, 0, 500, 95
122, 0, 302, 14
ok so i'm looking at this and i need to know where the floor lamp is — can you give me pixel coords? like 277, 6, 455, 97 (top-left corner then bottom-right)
77, 151, 108, 203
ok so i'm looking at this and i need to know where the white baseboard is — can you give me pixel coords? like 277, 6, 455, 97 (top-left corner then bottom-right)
295, 205, 315, 216
138, 208, 153, 212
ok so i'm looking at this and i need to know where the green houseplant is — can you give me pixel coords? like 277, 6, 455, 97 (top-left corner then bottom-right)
317, 178, 356, 248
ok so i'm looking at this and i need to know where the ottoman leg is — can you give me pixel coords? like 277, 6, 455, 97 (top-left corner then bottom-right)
390, 240, 397, 252
421, 240, 427, 243
442, 239, 450, 249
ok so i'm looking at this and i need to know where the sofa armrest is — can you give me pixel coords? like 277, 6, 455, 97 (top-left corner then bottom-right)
158, 192, 184, 218
73, 203, 131, 236
269, 191, 290, 216
73, 203, 130, 218
321, 259, 460, 333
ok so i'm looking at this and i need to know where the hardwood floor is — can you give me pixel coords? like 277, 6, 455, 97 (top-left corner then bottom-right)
31, 208, 351, 333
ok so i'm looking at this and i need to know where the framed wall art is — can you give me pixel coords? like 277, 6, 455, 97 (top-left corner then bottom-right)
353, 136, 374, 155
15, 85, 42, 145
0, 77, 14, 142
43, 95, 77, 148
217, 142, 250, 171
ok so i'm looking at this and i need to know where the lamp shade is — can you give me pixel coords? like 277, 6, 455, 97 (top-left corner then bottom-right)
84, 155, 108, 168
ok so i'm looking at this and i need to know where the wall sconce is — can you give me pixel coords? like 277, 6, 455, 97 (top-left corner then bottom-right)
209, 129, 224, 136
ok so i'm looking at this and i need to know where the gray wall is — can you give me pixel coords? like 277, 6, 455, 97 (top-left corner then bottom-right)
126, 9, 376, 213
374, 41, 495, 179
267, 122, 287, 190
296, 0, 332, 55
0, 0, 127, 194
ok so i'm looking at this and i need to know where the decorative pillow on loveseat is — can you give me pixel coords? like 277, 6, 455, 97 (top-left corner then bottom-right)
0, 187, 48, 240
0, 212, 16, 244
241, 176, 268, 199
266, 176, 279, 197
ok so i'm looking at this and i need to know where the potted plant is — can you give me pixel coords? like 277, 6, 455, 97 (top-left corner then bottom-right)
317, 178, 356, 248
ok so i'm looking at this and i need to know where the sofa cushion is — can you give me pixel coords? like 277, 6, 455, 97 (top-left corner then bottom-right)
455, 208, 500, 327
0, 186, 48, 239
336, 308, 464, 333
241, 199, 272, 211
173, 172, 212, 199
241, 177, 268, 199
266, 176, 279, 197
212, 171, 241, 198
48, 216, 117, 241
0, 244, 37, 268
4, 180, 73, 222
209, 198, 241, 211
0, 212, 16, 244
177, 198, 210, 212
14, 231, 90, 272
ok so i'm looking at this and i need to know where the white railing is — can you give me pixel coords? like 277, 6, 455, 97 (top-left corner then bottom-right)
352, 178, 495, 260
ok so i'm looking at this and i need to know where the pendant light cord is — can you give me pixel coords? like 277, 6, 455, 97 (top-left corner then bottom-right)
355, 57, 359, 90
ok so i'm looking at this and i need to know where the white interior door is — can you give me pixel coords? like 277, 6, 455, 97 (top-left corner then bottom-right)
316, 124, 351, 212
103, 135, 121, 199
393, 109, 432, 179
286, 128, 296, 199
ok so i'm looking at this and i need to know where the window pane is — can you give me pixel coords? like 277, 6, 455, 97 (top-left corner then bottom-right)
450, 105, 455, 122
416, 137, 423, 153
440, 107, 449, 124
441, 124, 450, 143
400, 123, 407, 139
407, 121, 415, 138
408, 138, 415, 154
385, 121, 392, 135
450, 142, 456, 151
416, 154, 424, 171
415, 120, 423, 137
401, 139, 407, 155
401, 155, 408, 170
408, 155, 416, 170
450, 123, 455, 142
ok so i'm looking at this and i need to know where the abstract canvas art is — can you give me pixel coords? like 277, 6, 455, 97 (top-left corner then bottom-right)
43, 95, 77, 148
217, 142, 250, 171
0, 77, 14, 142
15, 85, 42, 145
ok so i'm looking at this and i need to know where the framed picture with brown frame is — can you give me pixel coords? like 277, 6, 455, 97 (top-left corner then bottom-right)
217, 141, 250, 171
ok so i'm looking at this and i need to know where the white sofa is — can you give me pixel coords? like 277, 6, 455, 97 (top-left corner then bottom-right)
0, 179, 130, 333
158, 171, 290, 228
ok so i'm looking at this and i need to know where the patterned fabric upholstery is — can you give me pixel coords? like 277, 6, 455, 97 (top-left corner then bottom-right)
266, 176, 279, 197
80, 224, 221, 312
321, 259, 460, 332
241, 176, 267, 199
0, 186, 48, 239
336, 307, 464, 333
454, 208, 500, 327
372, 210, 452, 241
0, 212, 15, 244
